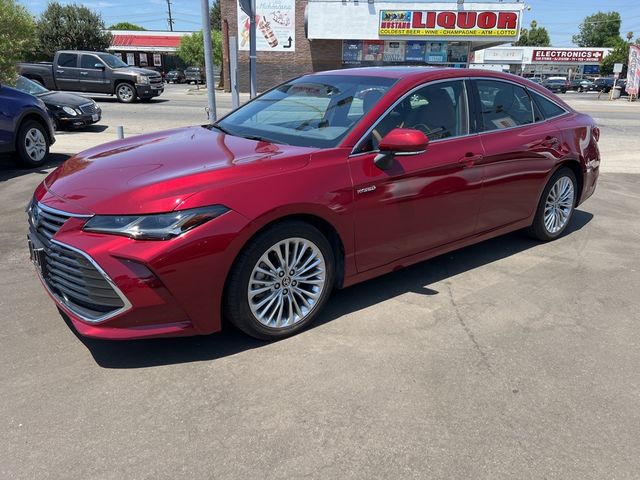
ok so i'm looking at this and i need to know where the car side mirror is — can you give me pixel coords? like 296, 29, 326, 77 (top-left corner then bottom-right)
374, 128, 429, 170
94, 63, 105, 70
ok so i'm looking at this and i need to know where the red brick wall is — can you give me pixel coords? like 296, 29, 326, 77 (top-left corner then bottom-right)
221, 0, 343, 92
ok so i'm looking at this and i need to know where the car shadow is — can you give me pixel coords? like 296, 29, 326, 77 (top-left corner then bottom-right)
69, 210, 593, 369
56, 124, 109, 134
0, 153, 69, 182
90, 96, 170, 104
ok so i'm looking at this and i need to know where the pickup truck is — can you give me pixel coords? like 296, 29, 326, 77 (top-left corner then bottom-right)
19, 50, 164, 103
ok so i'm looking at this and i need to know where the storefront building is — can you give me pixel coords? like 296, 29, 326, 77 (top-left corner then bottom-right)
220, 0, 526, 92
107, 30, 191, 72
472, 46, 612, 78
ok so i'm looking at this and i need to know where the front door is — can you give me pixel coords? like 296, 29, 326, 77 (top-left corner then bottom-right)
349, 79, 484, 272
79, 54, 111, 93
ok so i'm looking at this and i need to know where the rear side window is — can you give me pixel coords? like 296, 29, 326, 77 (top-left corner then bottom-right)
58, 53, 77, 68
475, 80, 533, 131
530, 91, 567, 119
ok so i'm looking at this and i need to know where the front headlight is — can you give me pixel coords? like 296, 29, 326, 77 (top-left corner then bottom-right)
83, 205, 229, 240
136, 75, 150, 85
61, 106, 78, 116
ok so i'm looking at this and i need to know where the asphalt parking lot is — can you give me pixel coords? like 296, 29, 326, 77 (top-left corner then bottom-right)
2, 86, 640, 479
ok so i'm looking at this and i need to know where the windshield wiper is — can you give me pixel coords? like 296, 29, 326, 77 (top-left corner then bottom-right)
238, 134, 288, 145
209, 123, 233, 135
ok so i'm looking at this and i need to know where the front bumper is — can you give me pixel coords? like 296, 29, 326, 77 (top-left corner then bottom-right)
55, 111, 102, 130
136, 83, 164, 99
29, 193, 250, 340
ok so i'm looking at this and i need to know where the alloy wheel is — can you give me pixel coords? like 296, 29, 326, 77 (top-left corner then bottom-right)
117, 84, 134, 102
544, 176, 575, 234
247, 237, 326, 329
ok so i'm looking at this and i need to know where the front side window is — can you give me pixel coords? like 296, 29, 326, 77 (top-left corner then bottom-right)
80, 55, 101, 69
475, 80, 534, 131
355, 80, 469, 153
57, 53, 77, 68
217, 74, 397, 148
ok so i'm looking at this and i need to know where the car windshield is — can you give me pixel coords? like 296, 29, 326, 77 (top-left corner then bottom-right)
14, 76, 49, 95
96, 53, 128, 68
216, 74, 397, 148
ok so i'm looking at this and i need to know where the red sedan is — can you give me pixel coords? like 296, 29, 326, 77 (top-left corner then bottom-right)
27, 67, 601, 340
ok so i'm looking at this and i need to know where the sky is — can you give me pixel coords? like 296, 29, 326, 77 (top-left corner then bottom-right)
18, 0, 640, 47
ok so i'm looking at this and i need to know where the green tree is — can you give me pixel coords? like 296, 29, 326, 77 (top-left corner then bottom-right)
210, 1, 221, 31
177, 30, 222, 68
35, 2, 112, 60
572, 11, 621, 47
108, 22, 146, 31
515, 20, 551, 47
0, 0, 36, 83
600, 37, 631, 76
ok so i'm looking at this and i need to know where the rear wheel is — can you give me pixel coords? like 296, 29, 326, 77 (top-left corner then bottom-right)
16, 120, 49, 168
115, 82, 136, 103
527, 168, 577, 241
224, 221, 335, 340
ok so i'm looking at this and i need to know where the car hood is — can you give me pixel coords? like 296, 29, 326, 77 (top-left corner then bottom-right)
41, 126, 314, 215
116, 66, 160, 76
39, 91, 91, 108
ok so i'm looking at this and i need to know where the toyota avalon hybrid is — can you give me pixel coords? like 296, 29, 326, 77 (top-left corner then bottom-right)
27, 67, 601, 340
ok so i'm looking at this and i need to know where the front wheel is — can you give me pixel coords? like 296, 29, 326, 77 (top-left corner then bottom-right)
527, 168, 577, 241
115, 83, 136, 103
16, 120, 49, 168
224, 221, 335, 340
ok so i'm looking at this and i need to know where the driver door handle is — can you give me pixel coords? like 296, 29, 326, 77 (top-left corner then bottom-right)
80, 71, 88, 76
459, 153, 483, 168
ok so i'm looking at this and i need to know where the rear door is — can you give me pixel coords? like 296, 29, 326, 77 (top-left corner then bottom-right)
54, 53, 80, 91
79, 54, 110, 93
349, 79, 484, 272
470, 79, 565, 233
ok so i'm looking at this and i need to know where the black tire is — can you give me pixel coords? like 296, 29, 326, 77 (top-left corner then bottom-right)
115, 82, 136, 103
527, 167, 577, 242
16, 120, 50, 168
224, 221, 335, 340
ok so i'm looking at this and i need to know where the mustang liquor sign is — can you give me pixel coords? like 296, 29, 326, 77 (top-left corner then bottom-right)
379, 10, 520, 37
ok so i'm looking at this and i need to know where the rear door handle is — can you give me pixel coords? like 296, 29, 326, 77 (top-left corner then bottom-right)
459, 153, 483, 167
56, 69, 64, 74
80, 72, 88, 76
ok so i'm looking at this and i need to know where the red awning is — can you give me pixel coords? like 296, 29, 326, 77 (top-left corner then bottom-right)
111, 35, 182, 48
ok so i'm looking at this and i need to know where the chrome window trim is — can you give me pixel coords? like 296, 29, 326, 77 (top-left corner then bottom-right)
41, 239, 133, 324
349, 77, 472, 157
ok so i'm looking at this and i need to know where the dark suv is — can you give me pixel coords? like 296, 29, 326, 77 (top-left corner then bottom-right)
594, 77, 615, 93
0, 81, 55, 167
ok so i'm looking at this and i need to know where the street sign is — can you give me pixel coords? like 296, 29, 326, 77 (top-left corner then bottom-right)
613, 63, 623, 73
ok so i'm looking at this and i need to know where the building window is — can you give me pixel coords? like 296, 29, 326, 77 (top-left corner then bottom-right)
153, 53, 162, 67
126, 53, 135, 65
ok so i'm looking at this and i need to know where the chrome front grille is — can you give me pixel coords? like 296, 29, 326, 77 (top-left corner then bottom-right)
44, 242, 126, 321
27, 200, 130, 323
149, 76, 163, 85
79, 103, 97, 115
28, 201, 73, 242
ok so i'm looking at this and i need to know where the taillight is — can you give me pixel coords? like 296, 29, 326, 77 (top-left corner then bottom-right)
593, 126, 600, 142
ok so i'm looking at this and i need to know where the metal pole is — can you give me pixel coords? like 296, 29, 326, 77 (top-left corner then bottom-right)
167, 0, 174, 31
201, 0, 217, 122
230, 36, 240, 110
249, 0, 257, 98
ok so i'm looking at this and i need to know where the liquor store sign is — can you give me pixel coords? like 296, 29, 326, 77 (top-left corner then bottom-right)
379, 10, 520, 38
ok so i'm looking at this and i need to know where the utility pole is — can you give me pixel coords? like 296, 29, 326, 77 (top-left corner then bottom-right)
201, 0, 217, 121
166, 0, 174, 31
